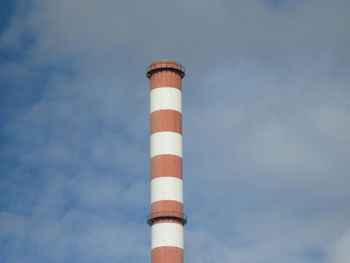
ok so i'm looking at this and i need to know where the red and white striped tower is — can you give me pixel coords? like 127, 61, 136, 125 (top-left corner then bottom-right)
147, 60, 187, 263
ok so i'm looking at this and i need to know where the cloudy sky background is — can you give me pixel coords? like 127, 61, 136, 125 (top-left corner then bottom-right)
1, 0, 350, 262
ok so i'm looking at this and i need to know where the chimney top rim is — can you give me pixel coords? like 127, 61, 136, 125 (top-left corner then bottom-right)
146, 60, 185, 79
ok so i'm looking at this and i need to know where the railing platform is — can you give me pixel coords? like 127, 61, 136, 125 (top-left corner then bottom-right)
147, 211, 187, 225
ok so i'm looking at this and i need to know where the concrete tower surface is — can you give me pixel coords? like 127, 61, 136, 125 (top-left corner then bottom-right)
147, 60, 187, 263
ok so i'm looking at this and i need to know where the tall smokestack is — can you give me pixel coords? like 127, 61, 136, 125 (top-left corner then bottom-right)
147, 60, 187, 263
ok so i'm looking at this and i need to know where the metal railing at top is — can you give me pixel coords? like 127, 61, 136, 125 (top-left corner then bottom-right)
146, 62, 185, 78
147, 211, 187, 225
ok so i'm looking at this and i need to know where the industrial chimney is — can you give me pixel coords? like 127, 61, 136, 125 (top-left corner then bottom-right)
146, 60, 187, 263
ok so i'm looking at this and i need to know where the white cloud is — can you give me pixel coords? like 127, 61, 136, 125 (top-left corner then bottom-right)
1, 0, 350, 262
330, 227, 350, 263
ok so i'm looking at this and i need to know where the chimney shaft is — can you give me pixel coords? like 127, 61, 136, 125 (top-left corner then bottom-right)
147, 60, 186, 263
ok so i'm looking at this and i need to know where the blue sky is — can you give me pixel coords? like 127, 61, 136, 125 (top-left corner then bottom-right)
1, 0, 350, 262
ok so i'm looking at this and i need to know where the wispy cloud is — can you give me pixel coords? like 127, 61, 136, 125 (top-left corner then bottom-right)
1, 0, 350, 262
